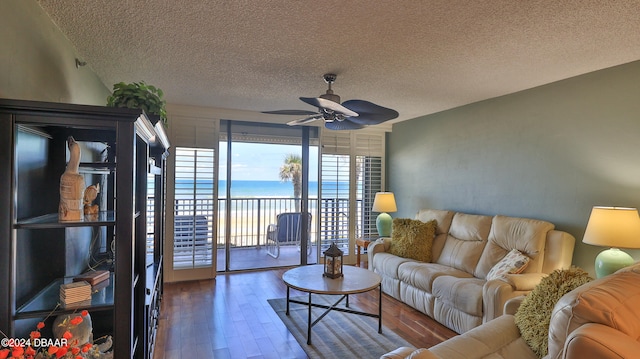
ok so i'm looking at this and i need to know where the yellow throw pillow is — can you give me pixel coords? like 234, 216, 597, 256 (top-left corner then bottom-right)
389, 218, 437, 262
514, 267, 593, 358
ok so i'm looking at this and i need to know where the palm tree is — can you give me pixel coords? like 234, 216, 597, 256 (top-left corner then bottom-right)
279, 153, 302, 211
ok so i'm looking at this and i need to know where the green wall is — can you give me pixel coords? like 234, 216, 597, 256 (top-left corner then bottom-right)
0, 0, 109, 105
389, 60, 640, 275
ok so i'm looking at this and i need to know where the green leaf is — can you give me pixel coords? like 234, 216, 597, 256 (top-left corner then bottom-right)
106, 81, 167, 126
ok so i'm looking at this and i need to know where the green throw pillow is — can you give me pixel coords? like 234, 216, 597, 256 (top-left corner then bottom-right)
514, 267, 593, 358
389, 218, 437, 262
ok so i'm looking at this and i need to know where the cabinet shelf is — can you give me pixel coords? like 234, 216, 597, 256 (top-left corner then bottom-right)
15, 211, 116, 229
15, 273, 115, 319
78, 163, 114, 175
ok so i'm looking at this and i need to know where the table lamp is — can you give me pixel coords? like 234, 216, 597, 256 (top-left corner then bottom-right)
582, 206, 640, 278
372, 192, 397, 237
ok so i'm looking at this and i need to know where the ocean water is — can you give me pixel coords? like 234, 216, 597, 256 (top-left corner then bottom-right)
221, 180, 318, 198
175, 180, 349, 198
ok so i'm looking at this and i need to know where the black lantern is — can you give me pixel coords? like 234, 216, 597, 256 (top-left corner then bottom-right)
323, 242, 344, 279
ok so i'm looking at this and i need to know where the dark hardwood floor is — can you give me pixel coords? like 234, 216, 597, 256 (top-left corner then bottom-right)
153, 267, 457, 359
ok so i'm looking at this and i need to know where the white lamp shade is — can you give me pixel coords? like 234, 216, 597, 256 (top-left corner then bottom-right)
372, 192, 397, 213
582, 206, 640, 249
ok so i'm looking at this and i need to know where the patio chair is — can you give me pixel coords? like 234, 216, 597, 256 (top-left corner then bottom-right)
265, 212, 312, 259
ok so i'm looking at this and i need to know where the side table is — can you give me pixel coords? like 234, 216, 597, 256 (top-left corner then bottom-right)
355, 237, 375, 267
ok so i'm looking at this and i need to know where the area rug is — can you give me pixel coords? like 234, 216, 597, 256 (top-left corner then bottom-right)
268, 295, 413, 359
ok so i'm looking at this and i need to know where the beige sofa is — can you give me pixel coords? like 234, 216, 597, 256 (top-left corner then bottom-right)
382, 262, 640, 359
368, 209, 575, 334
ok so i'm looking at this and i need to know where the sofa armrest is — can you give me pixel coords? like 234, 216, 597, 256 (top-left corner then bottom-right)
483, 273, 547, 322
428, 315, 535, 359
501, 272, 547, 291
542, 230, 576, 273
503, 296, 526, 315
564, 323, 640, 359
368, 237, 391, 270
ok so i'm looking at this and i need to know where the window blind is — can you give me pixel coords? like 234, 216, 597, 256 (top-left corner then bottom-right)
173, 147, 216, 269
320, 130, 385, 254
320, 153, 350, 254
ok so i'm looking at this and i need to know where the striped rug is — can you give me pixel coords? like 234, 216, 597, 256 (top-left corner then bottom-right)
268, 295, 413, 359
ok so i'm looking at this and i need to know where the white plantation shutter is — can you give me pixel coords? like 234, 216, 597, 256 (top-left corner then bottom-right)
320, 153, 350, 253
147, 173, 155, 256
169, 116, 218, 271
357, 156, 382, 238
354, 132, 384, 156
171, 117, 217, 148
173, 147, 216, 268
355, 132, 384, 239
321, 131, 351, 155
320, 130, 385, 254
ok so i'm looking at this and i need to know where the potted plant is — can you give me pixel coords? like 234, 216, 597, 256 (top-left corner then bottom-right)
106, 81, 167, 126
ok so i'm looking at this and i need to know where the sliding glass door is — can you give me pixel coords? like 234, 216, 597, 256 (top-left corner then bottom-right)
164, 114, 386, 280
218, 120, 319, 271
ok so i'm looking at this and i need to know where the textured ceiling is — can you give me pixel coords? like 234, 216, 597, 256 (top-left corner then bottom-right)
36, 0, 640, 125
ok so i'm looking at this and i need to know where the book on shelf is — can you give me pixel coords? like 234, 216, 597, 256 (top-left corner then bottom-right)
60, 281, 92, 305
91, 278, 110, 292
62, 299, 92, 309
73, 270, 110, 286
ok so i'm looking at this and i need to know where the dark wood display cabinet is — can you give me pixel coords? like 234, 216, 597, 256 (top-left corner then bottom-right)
0, 99, 170, 359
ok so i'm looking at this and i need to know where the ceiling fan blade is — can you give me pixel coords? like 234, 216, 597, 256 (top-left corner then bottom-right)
341, 100, 399, 125
324, 119, 365, 130
287, 115, 324, 126
299, 97, 359, 117
262, 109, 319, 116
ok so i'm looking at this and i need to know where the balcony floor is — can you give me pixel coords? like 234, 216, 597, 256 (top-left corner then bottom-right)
219, 244, 320, 271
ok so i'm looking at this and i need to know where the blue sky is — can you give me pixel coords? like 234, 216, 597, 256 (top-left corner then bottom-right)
219, 142, 318, 181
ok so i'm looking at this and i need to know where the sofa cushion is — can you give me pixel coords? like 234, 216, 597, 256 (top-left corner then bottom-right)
514, 267, 593, 358
486, 249, 530, 281
398, 262, 473, 294
390, 218, 437, 262
373, 252, 416, 280
547, 264, 640, 359
415, 209, 454, 235
475, 216, 554, 278
435, 213, 492, 274
415, 209, 455, 263
432, 276, 485, 316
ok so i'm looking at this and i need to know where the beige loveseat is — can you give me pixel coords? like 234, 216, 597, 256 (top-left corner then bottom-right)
368, 209, 575, 334
382, 262, 640, 359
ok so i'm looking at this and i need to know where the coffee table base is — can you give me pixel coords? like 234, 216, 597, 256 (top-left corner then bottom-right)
285, 285, 382, 345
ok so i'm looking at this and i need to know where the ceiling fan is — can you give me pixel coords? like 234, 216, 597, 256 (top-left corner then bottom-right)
263, 73, 399, 130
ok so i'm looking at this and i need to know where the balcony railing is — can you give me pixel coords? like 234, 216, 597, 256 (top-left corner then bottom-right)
220, 197, 317, 247
166, 197, 369, 268
173, 197, 359, 242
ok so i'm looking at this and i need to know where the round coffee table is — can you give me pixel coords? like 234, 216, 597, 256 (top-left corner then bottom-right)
282, 264, 382, 344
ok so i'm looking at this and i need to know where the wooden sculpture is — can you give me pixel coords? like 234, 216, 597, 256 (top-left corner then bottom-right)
84, 183, 100, 219
59, 136, 85, 221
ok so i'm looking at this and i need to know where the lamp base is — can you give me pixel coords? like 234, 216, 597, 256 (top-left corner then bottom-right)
594, 248, 634, 278
376, 212, 392, 237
